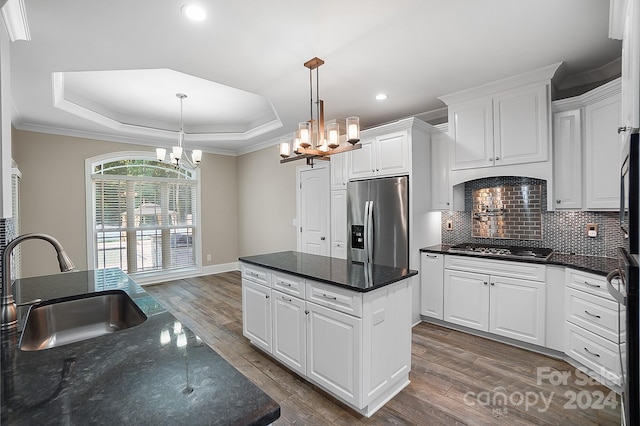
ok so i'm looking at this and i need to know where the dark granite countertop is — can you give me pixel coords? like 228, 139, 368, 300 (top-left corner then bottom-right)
1, 268, 280, 425
239, 251, 418, 292
420, 244, 619, 276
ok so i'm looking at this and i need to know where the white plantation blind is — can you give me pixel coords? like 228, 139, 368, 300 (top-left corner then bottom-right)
91, 158, 198, 275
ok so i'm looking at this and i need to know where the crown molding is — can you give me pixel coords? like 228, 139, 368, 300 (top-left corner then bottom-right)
1, 0, 30, 41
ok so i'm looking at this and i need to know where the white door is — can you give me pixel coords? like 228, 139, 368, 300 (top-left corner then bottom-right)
298, 165, 330, 255
306, 301, 361, 406
443, 269, 489, 331
489, 276, 546, 346
272, 290, 307, 376
242, 279, 272, 353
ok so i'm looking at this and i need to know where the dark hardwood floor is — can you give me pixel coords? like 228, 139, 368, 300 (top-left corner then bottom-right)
146, 272, 621, 425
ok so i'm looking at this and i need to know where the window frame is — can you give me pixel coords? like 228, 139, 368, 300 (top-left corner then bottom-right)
85, 151, 202, 284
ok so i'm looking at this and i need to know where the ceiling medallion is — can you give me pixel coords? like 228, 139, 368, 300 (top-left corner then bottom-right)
279, 57, 361, 165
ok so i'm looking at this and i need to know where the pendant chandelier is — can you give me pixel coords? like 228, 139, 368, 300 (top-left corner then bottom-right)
156, 93, 202, 168
279, 57, 361, 165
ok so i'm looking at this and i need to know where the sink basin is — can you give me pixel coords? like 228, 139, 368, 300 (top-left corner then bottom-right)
19, 290, 147, 351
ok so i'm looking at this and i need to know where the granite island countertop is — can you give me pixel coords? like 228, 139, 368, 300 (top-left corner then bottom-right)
420, 244, 619, 276
239, 251, 418, 292
1, 268, 280, 425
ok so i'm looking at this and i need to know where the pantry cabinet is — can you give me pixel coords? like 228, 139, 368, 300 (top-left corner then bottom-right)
330, 189, 347, 259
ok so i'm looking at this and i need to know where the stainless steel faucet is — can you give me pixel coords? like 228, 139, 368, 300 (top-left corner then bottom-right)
1, 234, 75, 333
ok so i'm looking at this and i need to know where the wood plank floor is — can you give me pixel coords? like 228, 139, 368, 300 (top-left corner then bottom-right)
146, 272, 621, 425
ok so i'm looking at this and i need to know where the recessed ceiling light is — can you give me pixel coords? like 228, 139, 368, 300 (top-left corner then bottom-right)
376, 93, 388, 101
181, 4, 207, 21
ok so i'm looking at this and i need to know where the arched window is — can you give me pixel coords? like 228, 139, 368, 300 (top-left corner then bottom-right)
86, 152, 200, 277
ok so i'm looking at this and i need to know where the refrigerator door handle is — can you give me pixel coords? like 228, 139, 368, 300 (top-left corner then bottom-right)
363, 201, 370, 262
367, 200, 374, 263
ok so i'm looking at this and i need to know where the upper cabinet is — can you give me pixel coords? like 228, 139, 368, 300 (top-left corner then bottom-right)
347, 131, 410, 180
552, 79, 622, 211
430, 125, 451, 210
330, 152, 348, 190
610, 0, 640, 131
447, 83, 549, 170
439, 63, 561, 201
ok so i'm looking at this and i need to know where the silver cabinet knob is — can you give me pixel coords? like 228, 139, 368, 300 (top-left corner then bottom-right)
618, 126, 630, 134
556, 199, 561, 204
495, 157, 500, 160
320, 236, 326, 241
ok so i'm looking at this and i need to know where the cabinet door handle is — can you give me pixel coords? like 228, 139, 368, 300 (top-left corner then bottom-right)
488, 158, 493, 162
483, 281, 488, 285
446, 202, 450, 205
321, 293, 337, 300
584, 281, 601, 288
494, 156, 499, 161
490, 282, 495, 286
305, 310, 309, 315
584, 347, 601, 358
584, 310, 601, 319
618, 126, 630, 134
556, 199, 561, 204
265, 294, 270, 299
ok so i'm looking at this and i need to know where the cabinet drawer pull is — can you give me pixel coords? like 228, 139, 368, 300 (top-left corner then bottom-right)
321, 293, 337, 300
583, 347, 601, 358
425, 254, 438, 259
584, 310, 601, 319
281, 296, 292, 302
278, 280, 292, 287
583, 281, 601, 288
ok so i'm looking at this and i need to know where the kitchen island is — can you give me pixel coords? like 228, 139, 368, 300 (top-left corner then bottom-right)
238, 251, 418, 417
1, 268, 280, 425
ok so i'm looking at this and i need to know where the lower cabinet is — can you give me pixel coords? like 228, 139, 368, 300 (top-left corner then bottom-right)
442, 256, 547, 346
420, 252, 444, 319
564, 269, 622, 386
241, 263, 411, 417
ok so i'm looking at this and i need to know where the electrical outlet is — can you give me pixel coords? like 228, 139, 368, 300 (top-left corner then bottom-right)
446, 219, 453, 230
207, 254, 212, 261
587, 223, 598, 238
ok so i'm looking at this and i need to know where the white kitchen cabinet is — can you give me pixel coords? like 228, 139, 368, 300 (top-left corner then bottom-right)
240, 261, 412, 417
551, 78, 622, 211
443, 269, 490, 330
489, 275, 546, 345
330, 189, 347, 259
272, 289, 306, 376
347, 131, 409, 180
420, 252, 444, 319
552, 109, 583, 209
430, 129, 451, 210
330, 152, 348, 190
445, 82, 551, 171
306, 300, 361, 406
584, 92, 622, 209
564, 269, 622, 386
611, 0, 640, 130
242, 278, 272, 354
443, 255, 547, 346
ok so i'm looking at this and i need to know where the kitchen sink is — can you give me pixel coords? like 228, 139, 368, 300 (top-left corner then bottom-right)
19, 290, 147, 351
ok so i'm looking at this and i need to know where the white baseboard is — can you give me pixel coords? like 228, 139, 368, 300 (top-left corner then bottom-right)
137, 261, 240, 286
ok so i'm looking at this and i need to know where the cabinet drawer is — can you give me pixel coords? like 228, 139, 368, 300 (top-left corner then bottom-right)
444, 255, 546, 282
273, 271, 306, 299
564, 322, 621, 386
566, 269, 614, 300
565, 287, 619, 342
306, 280, 362, 318
242, 263, 270, 286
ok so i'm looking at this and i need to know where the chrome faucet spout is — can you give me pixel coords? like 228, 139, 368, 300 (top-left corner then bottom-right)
1, 233, 75, 333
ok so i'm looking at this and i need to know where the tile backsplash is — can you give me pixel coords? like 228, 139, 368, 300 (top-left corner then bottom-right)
441, 177, 627, 258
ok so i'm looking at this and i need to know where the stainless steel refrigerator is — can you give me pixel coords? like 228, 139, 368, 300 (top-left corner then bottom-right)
347, 176, 409, 268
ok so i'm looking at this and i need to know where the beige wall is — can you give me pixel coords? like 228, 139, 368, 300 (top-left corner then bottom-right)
237, 145, 297, 256
12, 129, 239, 278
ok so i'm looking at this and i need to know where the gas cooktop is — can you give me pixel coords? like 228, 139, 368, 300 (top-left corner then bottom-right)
448, 243, 553, 260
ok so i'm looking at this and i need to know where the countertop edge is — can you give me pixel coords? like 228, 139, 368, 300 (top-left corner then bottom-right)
420, 245, 617, 277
